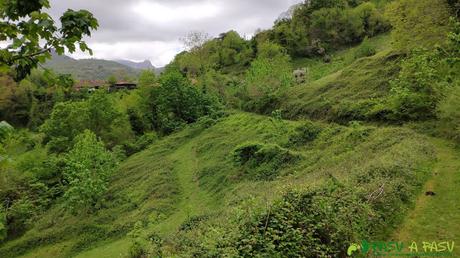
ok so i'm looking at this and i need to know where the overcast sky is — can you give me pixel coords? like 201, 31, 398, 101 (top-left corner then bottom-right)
47, 0, 302, 67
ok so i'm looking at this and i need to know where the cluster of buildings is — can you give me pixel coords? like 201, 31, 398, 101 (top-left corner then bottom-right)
74, 80, 137, 93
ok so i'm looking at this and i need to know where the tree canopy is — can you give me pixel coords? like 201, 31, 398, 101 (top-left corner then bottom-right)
0, 0, 98, 81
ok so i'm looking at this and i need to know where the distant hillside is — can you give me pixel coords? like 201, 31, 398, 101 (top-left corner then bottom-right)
43, 53, 140, 80
114, 59, 164, 74
114, 59, 154, 70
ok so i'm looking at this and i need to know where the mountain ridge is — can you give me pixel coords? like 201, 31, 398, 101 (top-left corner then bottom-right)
43, 53, 162, 80
114, 59, 155, 70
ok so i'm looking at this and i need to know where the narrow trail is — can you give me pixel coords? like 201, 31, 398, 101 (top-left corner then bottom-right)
394, 138, 460, 256
71, 142, 217, 258
153, 142, 217, 235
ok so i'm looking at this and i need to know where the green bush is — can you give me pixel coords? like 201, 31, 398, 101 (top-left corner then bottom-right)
447, 0, 460, 17
0, 212, 6, 242
121, 132, 158, 156
62, 130, 118, 212
288, 121, 323, 146
310, 2, 389, 50
41, 91, 134, 152
179, 215, 209, 231
386, 0, 451, 51
243, 43, 293, 113
236, 183, 372, 257
128, 241, 148, 258
127, 107, 151, 136
351, 2, 390, 37
7, 199, 35, 237
0, 121, 14, 142
388, 49, 446, 120
40, 101, 90, 152
127, 221, 163, 258
141, 71, 223, 135
219, 31, 254, 67
234, 140, 433, 257
233, 142, 300, 180
354, 37, 377, 59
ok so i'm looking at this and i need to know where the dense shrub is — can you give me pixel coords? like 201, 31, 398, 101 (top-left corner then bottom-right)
447, 0, 460, 17
288, 121, 323, 146
174, 30, 253, 77
242, 43, 293, 113
0, 70, 80, 129
386, 0, 451, 51
141, 71, 222, 134
388, 49, 446, 120
128, 241, 149, 258
236, 183, 372, 257
127, 107, 151, 136
41, 101, 90, 153
179, 215, 210, 231
127, 222, 163, 258
0, 131, 57, 239
352, 2, 389, 37
233, 142, 301, 180
266, 1, 388, 58
0, 121, 14, 141
1, 178, 52, 239
233, 132, 434, 257
309, 0, 349, 10
62, 130, 118, 212
219, 31, 254, 67
354, 37, 377, 59
0, 212, 6, 242
6, 199, 35, 237
310, 7, 362, 49
41, 91, 134, 152
310, 2, 389, 50
121, 132, 158, 156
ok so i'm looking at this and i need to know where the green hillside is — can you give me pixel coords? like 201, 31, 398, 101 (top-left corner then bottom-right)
43, 54, 140, 81
1, 0, 460, 257
284, 34, 397, 122
0, 112, 436, 257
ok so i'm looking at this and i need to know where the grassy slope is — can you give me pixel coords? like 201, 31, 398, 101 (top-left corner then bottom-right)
292, 34, 392, 82
394, 138, 460, 256
284, 34, 399, 122
2, 111, 435, 257
290, 34, 460, 255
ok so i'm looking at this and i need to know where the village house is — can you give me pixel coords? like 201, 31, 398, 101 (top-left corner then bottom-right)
108, 82, 137, 92
74, 80, 137, 92
74, 80, 106, 92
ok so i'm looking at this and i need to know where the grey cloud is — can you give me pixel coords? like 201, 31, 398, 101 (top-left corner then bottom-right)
48, 0, 303, 66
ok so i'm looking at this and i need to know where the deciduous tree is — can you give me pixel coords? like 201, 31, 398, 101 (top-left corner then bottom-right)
63, 130, 117, 212
0, 0, 98, 81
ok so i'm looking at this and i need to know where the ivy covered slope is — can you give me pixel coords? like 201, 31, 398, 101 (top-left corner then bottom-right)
0, 113, 435, 257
